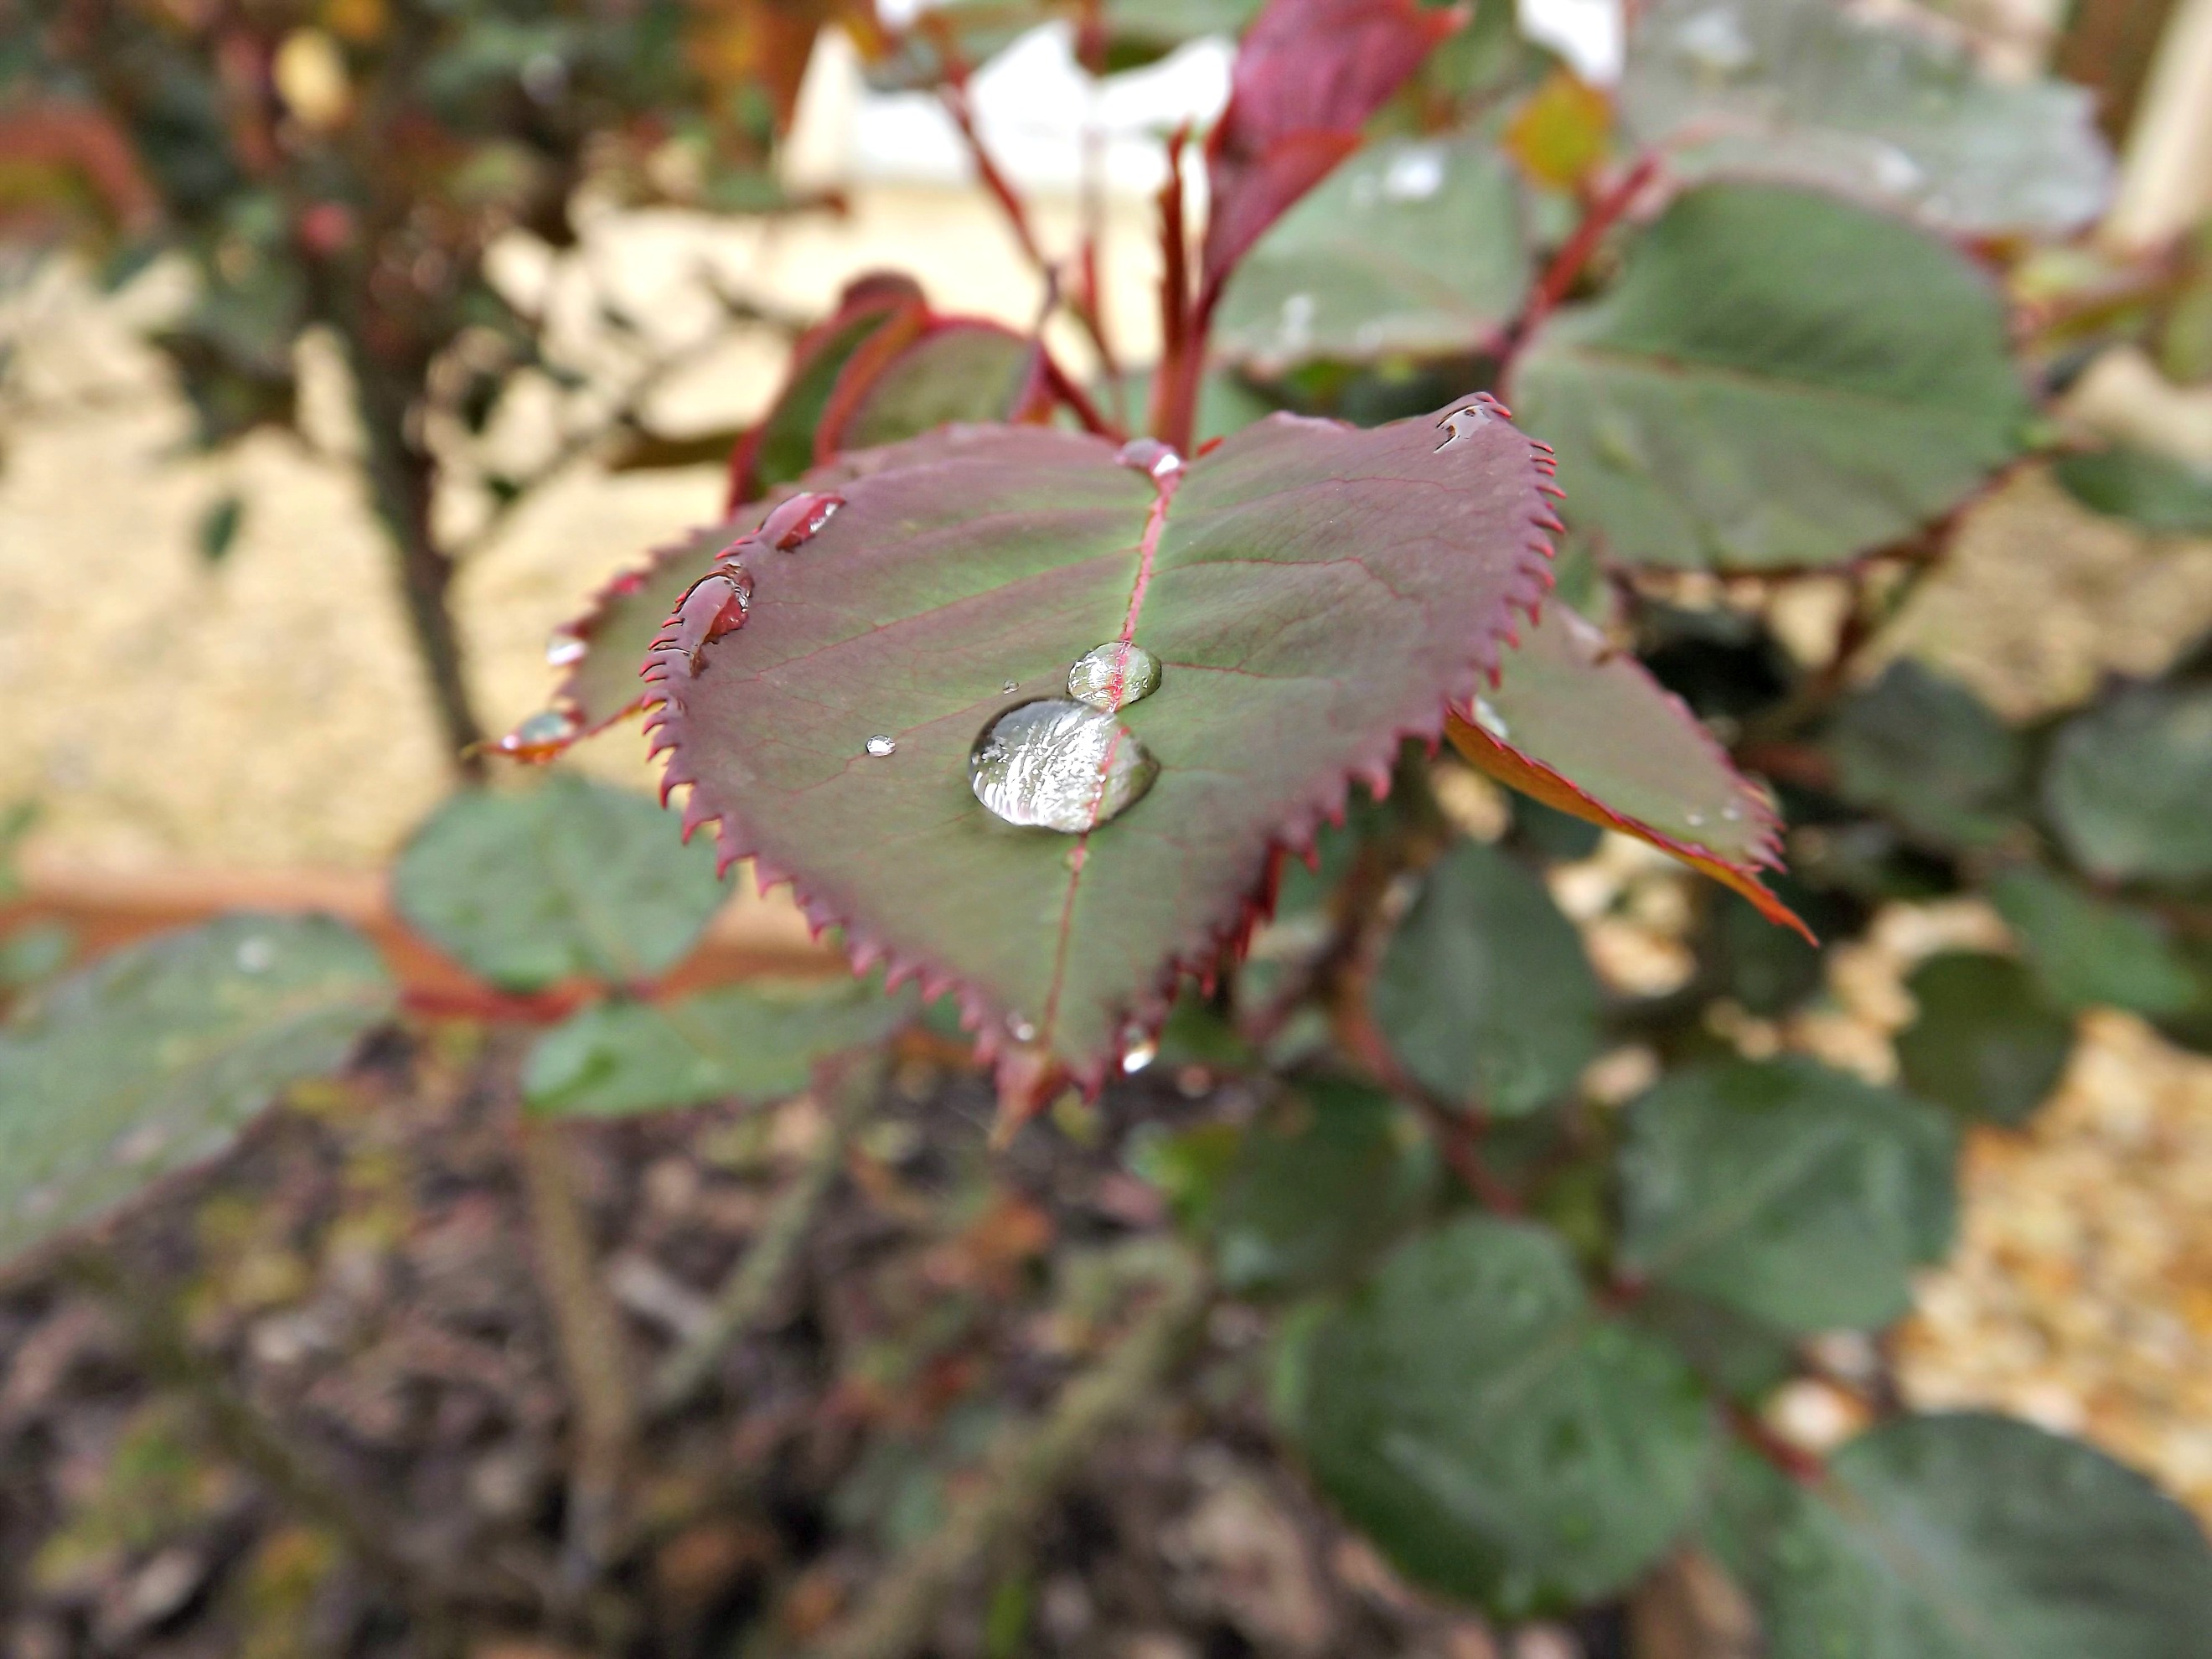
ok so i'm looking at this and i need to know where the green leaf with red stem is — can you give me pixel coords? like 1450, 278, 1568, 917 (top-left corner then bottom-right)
640, 395, 1560, 1093
1445, 589, 1807, 939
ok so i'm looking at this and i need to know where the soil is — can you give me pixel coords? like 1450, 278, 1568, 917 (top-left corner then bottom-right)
0, 1026, 1569, 1659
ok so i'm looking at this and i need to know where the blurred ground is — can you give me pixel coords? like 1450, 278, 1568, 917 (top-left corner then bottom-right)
4, 178, 2212, 1572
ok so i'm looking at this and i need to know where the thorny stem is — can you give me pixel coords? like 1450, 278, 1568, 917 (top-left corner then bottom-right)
59, 1246, 489, 1641
802, 1243, 1213, 1659
1499, 152, 1662, 380
648, 1057, 881, 1415
514, 1109, 638, 1589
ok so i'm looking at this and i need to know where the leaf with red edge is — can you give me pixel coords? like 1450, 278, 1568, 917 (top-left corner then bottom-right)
1200, 0, 1463, 311
1445, 600, 1809, 940
819, 319, 1041, 457
641, 395, 1559, 1092
726, 273, 928, 503
506, 366, 1050, 758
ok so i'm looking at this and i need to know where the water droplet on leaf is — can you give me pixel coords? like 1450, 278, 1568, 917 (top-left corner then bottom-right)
494, 707, 581, 760
1002, 680, 1020, 694
1382, 143, 1445, 201
1121, 1036, 1158, 1073
1006, 1013, 1038, 1042
1067, 641, 1162, 712
969, 699, 1160, 834
1686, 809, 1707, 828
1472, 696, 1511, 742
545, 629, 587, 667
1434, 401, 1499, 450
1114, 437, 1182, 479
865, 735, 897, 757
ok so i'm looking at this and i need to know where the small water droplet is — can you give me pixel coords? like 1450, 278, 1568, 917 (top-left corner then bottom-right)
1002, 679, 1020, 694
545, 629, 587, 668
1720, 804, 1744, 823
864, 735, 897, 757
495, 707, 581, 759
1382, 143, 1445, 202
1121, 1037, 1158, 1074
1006, 1013, 1038, 1043
1472, 696, 1511, 742
969, 699, 1160, 834
1114, 437, 1182, 479
761, 489, 844, 549
1434, 402, 1497, 450
1067, 641, 1162, 712
1686, 809, 1707, 828
235, 935, 276, 974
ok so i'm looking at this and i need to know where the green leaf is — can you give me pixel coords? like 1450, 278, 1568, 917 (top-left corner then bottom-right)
1894, 953, 2072, 1128
644, 403, 1564, 1085
1625, 1285, 1798, 1404
0, 915, 393, 1264
523, 977, 912, 1117
1215, 134, 1530, 374
1988, 867, 2196, 1016
1446, 598, 1804, 933
2043, 683, 2212, 886
1279, 1215, 1713, 1617
394, 775, 726, 993
832, 322, 1035, 453
1372, 838, 1601, 1115
734, 277, 927, 498
1827, 660, 2026, 847
1617, 1057, 1957, 1333
1198, 1076, 1437, 1295
1707, 1414, 2212, 1658
2052, 445, 2212, 535
1620, 0, 2111, 236
1512, 183, 2029, 570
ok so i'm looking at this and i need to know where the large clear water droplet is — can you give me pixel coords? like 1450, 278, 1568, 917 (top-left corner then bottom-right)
1066, 641, 1162, 712
969, 699, 1159, 834
865, 735, 897, 757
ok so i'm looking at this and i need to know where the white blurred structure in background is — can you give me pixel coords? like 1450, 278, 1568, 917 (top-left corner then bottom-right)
784, 0, 1623, 201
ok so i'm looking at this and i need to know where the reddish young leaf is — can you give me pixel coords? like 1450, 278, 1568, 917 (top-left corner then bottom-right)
1446, 602, 1810, 940
726, 273, 928, 504
1200, 0, 1462, 310
642, 396, 1558, 1090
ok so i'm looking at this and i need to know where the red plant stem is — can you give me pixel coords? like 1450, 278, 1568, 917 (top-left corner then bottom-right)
1725, 1403, 1829, 1486
1149, 127, 1196, 451
928, 23, 1123, 385
938, 77, 1052, 274
1040, 349, 1120, 437
1501, 152, 1662, 378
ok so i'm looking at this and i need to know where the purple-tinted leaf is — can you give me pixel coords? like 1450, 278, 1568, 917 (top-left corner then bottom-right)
1446, 597, 1808, 938
1200, 0, 1461, 310
642, 397, 1559, 1089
